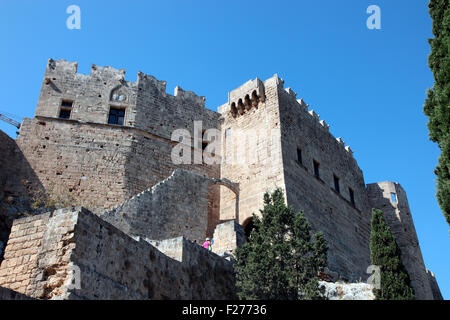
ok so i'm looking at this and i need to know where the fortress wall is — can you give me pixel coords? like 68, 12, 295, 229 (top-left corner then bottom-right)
0, 130, 43, 259
218, 75, 286, 224
124, 129, 221, 213
36, 59, 220, 143
367, 182, 434, 299
136, 73, 220, 141
0, 208, 236, 300
16, 117, 133, 210
277, 88, 372, 281
0, 209, 77, 299
101, 169, 211, 243
27, 59, 221, 226
15, 117, 221, 217
0, 130, 43, 201
212, 220, 246, 255
36, 59, 138, 126
426, 270, 443, 300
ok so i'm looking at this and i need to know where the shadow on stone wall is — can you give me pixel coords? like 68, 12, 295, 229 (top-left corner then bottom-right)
0, 130, 44, 262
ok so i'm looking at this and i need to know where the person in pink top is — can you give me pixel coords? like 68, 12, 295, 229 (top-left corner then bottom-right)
203, 237, 212, 251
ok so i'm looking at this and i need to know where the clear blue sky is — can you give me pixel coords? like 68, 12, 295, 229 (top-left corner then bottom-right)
0, 0, 448, 299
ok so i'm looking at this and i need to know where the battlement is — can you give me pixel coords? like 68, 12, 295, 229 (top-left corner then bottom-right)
226, 77, 266, 117
277, 80, 355, 158
46, 58, 78, 74
216, 74, 356, 166
174, 86, 206, 108
43, 59, 205, 106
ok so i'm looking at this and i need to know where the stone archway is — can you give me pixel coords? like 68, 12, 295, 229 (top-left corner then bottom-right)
211, 178, 239, 223
242, 216, 255, 240
205, 178, 239, 238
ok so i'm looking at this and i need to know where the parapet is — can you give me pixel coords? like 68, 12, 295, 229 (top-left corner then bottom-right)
46, 58, 78, 74
137, 71, 167, 95
279, 79, 357, 158
227, 77, 266, 117
0, 207, 236, 299
174, 86, 206, 108
90, 64, 126, 81
44, 59, 206, 107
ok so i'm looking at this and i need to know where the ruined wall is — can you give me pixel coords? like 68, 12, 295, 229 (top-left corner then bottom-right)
367, 182, 434, 300
276, 85, 372, 281
218, 76, 285, 225
0, 207, 236, 300
212, 220, 246, 255
101, 169, 211, 243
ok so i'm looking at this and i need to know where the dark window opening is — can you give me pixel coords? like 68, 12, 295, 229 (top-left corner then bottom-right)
243, 218, 255, 240
297, 148, 303, 164
59, 109, 71, 119
201, 129, 208, 150
313, 160, 320, 178
61, 100, 73, 108
333, 175, 340, 193
59, 100, 73, 119
108, 107, 125, 125
349, 188, 355, 206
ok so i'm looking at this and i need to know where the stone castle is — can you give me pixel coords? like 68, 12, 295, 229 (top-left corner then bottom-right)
0, 59, 443, 300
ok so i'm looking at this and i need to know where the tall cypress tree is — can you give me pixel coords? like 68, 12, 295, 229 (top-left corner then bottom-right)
423, 0, 450, 226
235, 188, 328, 300
370, 209, 415, 300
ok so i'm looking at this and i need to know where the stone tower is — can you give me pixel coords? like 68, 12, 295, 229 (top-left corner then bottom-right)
217, 75, 437, 298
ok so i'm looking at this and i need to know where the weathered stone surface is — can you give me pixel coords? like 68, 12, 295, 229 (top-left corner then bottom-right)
367, 182, 434, 300
0, 59, 441, 299
212, 220, 246, 255
0, 130, 44, 262
0, 207, 236, 300
320, 282, 375, 300
426, 269, 443, 300
101, 169, 211, 243
0, 286, 34, 300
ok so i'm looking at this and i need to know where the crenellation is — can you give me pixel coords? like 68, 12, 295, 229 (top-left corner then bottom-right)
173, 86, 206, 108
136, 71, 167, 96
46, 58, 78, 74
90, 64, 126, 81
284, 87, 297, 98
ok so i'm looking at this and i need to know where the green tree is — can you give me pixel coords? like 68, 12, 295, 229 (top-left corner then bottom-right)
370, 209, 415, 300
423, 0, 450, 226
235, 188, 328, 300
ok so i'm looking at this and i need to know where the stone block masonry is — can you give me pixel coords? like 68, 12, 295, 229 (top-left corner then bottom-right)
367, 182, 435, 300
0, 207, 236, 299
0, 130, 44, 258
0, 58, 441, 299
101, 169, 211, 243
0, 286, 34, 300
212, 220, 246, 255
